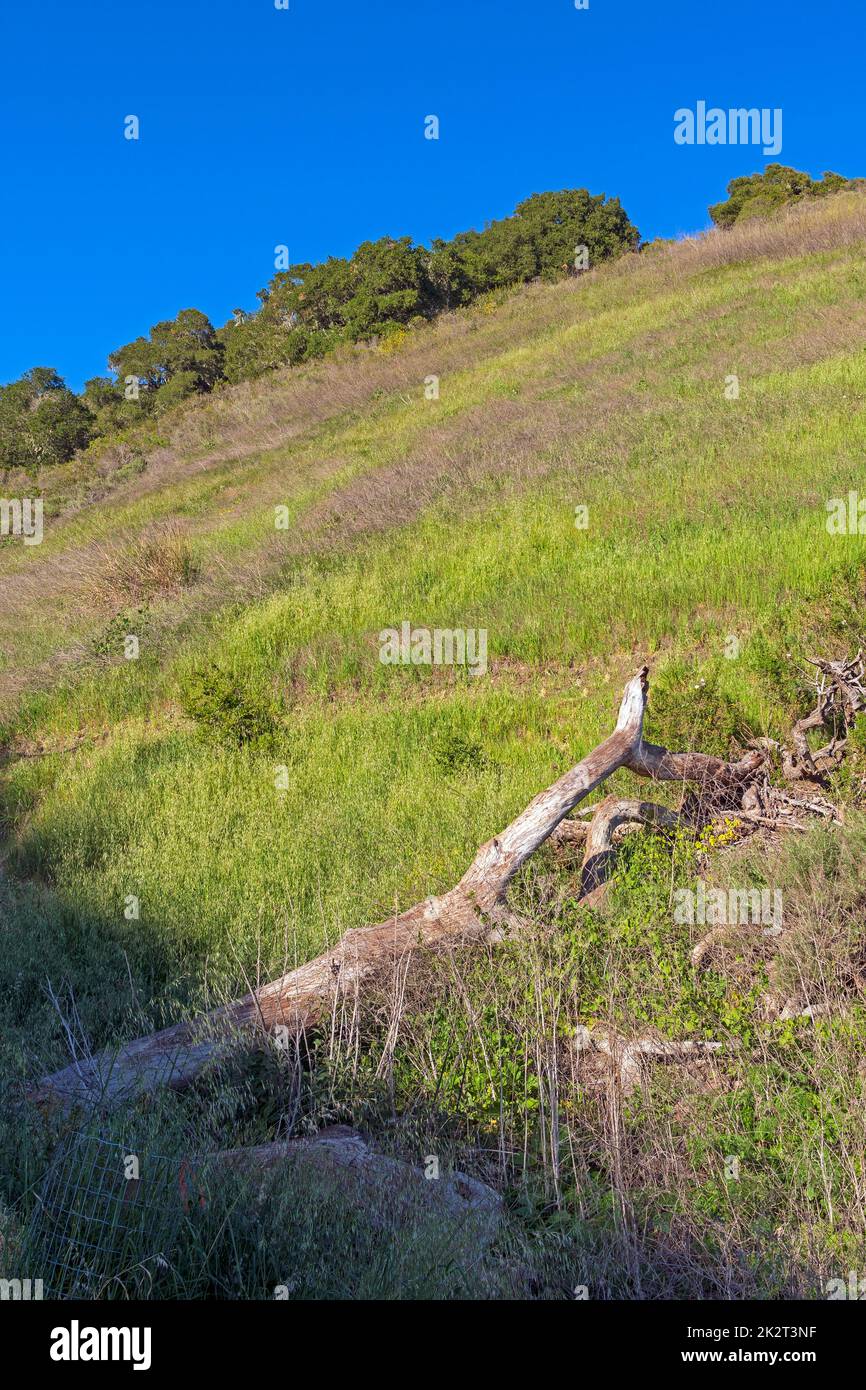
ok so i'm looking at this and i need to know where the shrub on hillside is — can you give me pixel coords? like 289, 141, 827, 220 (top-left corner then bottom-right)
709, 164, 864, 229
178, 662, 279, 748
431, 728, 488, 774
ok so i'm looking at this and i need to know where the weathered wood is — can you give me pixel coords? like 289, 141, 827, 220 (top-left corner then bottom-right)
578, 796, 686, 905
574, 1024, 725, 1092
30, 891, 482, 1108
623, 741, 764, 791
31, 664, 764, 1112
457, 666, 651, 910
782, 651, 865, 782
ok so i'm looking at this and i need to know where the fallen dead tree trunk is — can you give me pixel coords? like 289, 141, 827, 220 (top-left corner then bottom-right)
32, 664, 767, 1111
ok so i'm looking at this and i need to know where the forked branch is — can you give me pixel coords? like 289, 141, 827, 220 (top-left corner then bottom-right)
31, 665, 765, 1111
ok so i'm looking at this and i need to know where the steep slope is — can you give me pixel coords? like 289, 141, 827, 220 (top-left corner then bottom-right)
3, 193, 866, 1299
3, 192, 865, 984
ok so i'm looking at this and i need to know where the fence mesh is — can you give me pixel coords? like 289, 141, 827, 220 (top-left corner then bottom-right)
31, 1126, 206, 1298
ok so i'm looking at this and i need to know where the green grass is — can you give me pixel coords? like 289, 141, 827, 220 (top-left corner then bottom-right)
3, 194, 866, 1299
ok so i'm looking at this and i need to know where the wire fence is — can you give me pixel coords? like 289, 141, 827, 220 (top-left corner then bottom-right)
30, 1126, 210, 1299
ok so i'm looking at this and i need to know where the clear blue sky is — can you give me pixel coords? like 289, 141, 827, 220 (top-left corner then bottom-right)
1, 0, 863, 390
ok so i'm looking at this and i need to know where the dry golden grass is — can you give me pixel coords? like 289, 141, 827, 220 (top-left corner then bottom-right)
677, 190, 866, 269
131, 192, 866, 491
83, 521, 199, 608
2, 188, 866, 715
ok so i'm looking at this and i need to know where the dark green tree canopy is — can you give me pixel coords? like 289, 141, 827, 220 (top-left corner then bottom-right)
0, 367, 93, 470
709, 164, 864, 228
220, 188, 640, 381
108, 308, 224, 399
3, 186, 643, 454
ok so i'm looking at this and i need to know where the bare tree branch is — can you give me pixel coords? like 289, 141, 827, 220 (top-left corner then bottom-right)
30, 664, 768, 1112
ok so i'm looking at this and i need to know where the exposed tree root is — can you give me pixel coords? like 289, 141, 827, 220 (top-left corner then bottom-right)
750, 650, 866, 786
577, 797, 689, 907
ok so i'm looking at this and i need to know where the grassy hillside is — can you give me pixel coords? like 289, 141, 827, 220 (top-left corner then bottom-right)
3, 192, 866, 1299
